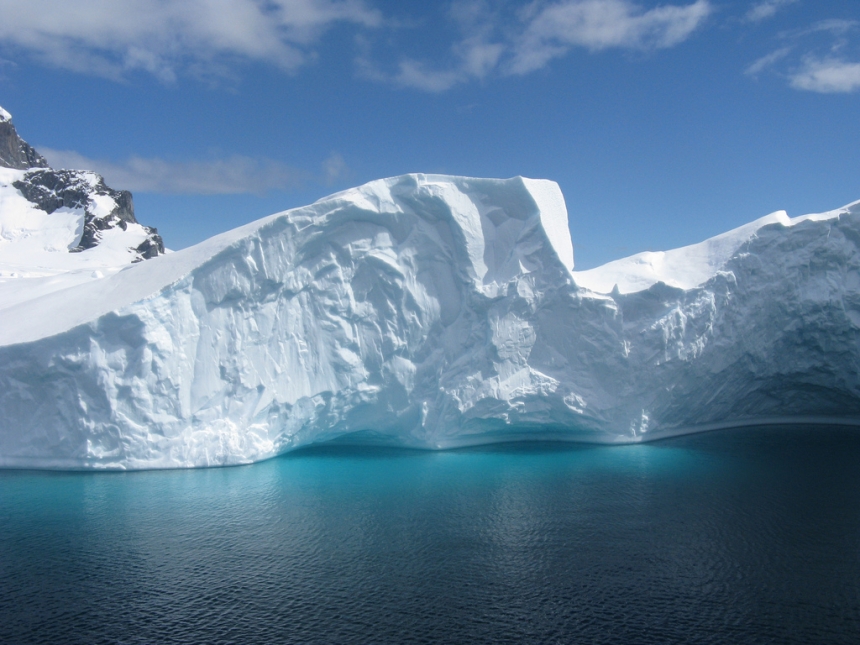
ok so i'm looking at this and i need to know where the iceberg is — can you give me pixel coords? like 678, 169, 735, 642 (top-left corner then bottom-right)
1, 170, 859, 469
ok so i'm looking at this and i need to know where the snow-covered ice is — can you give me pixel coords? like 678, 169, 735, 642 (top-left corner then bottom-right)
570, 205, 851, 294
1, 173, 859, 469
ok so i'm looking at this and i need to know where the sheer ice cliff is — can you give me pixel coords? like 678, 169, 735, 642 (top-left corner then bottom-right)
1, 113, 859, 469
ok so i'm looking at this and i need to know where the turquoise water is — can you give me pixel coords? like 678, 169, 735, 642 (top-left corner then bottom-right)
2, 425, 860, 644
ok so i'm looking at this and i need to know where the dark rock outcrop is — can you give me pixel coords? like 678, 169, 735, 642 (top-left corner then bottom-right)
12, 168, 164, 257
13, 168, 133, 220
0, 110, 49, 170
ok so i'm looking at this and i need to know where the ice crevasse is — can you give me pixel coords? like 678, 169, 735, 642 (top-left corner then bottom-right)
1, 174, 859, 469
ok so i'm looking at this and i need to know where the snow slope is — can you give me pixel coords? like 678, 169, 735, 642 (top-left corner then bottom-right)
571, 204, 856, 294
0, 105, 163, 311
0, 167, 162, 309
1, 174, 859, 469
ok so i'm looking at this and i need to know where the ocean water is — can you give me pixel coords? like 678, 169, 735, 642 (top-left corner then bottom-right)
2, 425, 860, 644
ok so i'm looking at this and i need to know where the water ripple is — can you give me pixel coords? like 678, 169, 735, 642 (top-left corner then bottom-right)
2, 426, 860, 644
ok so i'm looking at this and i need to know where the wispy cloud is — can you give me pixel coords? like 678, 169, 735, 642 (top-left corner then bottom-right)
746, 17, 860, 93
785, 19, 858, 38
391, 61, 463, 93
789, 57, 860, 93
361, 0, 712, 92
40, 148, 309, 195
744, 0, 799, 24
357, 1, 506, 92
322, 152, 349, 185
509, 0, 713, 74
0, 0, 380, 82
745, 46, 791, 76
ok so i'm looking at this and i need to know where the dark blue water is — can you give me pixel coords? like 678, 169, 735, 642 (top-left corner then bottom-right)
2, 425, 860, 644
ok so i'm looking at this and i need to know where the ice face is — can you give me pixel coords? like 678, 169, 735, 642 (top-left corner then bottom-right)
0, 173, 859, 469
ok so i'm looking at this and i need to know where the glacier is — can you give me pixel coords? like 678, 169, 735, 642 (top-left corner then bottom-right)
1, 172, 859, 469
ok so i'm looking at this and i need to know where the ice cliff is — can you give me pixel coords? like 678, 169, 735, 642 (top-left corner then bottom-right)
1, 169, 859, 469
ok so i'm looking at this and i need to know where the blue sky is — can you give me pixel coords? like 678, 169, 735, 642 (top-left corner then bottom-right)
0, 0, 858, 268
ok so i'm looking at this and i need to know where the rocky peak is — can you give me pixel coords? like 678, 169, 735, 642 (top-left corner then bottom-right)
0, 104, 164, 261
0, 106, 50, 170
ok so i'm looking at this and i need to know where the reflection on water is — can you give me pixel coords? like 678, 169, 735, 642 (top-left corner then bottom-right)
2, 426, 860, 644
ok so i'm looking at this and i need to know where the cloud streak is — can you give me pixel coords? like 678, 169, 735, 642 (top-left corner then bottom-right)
40, 148, 309, 195
509, 0, 713, 74
362, 0, 712, 92
0, 0, 380, 81
745, 46, 791, 76
744, 0, 799, 24
746, 18, 860, 93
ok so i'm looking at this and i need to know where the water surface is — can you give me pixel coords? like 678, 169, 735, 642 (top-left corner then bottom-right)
2, 425, 860, 644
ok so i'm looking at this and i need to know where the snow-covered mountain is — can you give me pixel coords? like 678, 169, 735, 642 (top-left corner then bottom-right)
0, 106, 164, 303
0, 166, 858, 469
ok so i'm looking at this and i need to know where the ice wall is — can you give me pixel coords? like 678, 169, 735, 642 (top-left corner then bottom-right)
1, 174, 859, 469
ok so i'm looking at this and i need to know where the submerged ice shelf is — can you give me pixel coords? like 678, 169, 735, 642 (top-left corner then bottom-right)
1, 173, 859, 469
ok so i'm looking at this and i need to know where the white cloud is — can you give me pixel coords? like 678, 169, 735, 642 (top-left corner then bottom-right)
362, 0, 711, 92
787, 19, 858, 38
789, 57, 860, 93
391, 60, 464, 92
357, 1, 505, 92
745, 47, 791, 76
509, 0, 713, 74
322, 152, 348, 184
746, 17, 860, 93
457, 38, 505, 79
0, 0, 380, 81
0, 1, 715, 92
40, 148, 308, 195
744, 0, 798, 23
